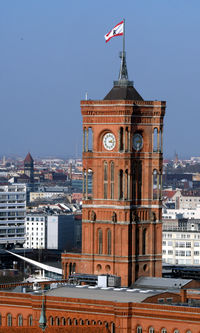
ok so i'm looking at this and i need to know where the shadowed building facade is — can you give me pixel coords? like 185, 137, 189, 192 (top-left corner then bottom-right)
62, 52, 166, 286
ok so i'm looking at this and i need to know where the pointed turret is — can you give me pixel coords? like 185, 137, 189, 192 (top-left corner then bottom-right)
24, 152, 34, 183
24, 152, 33, 163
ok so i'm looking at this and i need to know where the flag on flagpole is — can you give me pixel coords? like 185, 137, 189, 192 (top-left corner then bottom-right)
104, 20, 124, 43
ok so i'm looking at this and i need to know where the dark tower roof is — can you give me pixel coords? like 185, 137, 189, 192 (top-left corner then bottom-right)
104, 85, 143, 101
24, 152, 33, 163
104, 51, 143, 101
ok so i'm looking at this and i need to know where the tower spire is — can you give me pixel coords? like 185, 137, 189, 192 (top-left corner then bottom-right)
114, 19, 133, 87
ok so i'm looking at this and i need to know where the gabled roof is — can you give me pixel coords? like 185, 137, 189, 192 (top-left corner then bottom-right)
24, 152, 33, 163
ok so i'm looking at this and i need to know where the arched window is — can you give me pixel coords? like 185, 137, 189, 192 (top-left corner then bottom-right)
142, 228, 146, 255
153, 128, 158, 152
83, 169, 86, 198
72, 263, 76, 273
119, 127, 124, 151
132, 163, 136, 200
69, 262, 72, 275
104, 162, 108, 199
98, 321, 102, 325
111, 322, 115, 333
161, 329, 167, 333
174, 330, 179, 333
137, 161, 142, 201
18, 314, 23, 327
98, 229, 103, 254
88, 169, 93, 199
125, 169, 129, 200
92, 320, 96, 325
125, 127, 129, 151
137, 326, 142, 333
68, 318, 72, 325
149, 327, 154, 333
83, 127, 86, 152
55, 317, 60, 326
110, 162, 114, 199
107, 229, 111, 255
153, 169, 158, 200
61, 317, 66, 326
74, 319, 78, 325
88, 127, 93, 152
49, 316, 54, 326
7, 314, 12, 327
86, 320, 90, 325
80, 319, 84, 325
119, 169, 123, 199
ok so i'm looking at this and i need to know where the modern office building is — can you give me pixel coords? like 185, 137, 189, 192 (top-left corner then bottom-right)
24, 213, 81, 251
162, 219, 200, 265
0, 184, 26, 249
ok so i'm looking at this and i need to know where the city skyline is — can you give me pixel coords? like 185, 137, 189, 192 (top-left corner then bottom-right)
1, 1, 200, 158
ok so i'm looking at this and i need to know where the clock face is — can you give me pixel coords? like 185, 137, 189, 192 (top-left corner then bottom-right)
133, 133, 143, 151
103, 133, 116, 151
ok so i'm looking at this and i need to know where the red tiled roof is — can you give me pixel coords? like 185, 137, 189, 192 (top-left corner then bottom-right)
162, 190, 177, 199
24, 152, 33, 163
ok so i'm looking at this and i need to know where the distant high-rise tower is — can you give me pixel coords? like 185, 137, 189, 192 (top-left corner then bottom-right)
24, 153, 34, 183
62, 51, 166, 286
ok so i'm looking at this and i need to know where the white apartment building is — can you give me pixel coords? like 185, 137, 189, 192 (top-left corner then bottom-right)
24, 214, 46, 249
162, 207, 200, 220
0, 184, 26, 248
162, 223, 200, 265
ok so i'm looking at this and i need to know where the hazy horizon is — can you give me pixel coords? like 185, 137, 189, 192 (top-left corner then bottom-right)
1, 1, 200, 158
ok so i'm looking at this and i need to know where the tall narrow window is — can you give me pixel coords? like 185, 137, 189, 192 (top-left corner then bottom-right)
83, 128, 86, 152
153, 170, 158, 200
142, 229, 146, 255
153, 128, 158, 152
119, 127, 124, 151
88, 169, 93, 199
18, 314, 23, 327
72, 263, 76, 273
136, 228, 139, 255
98, 229, 103, 254
69, 262, 72, 275
110, 162, 114, 199
125, 127, 129, 151
125, 169, 129, 200
104, 162, 108, 199
28, 315, 33, 326
88, 127, 93, 151
138, 161, 142, 201
132, 164, 136, 200
111, 322, 115, 333
49, 316, 54, 326
107, 229, 111, 255
159, 128, 163, 152
7, 314, 12, 327
119, 170, 123, 199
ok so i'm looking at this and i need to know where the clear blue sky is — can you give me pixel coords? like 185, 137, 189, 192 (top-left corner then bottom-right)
0, 0, 200, 159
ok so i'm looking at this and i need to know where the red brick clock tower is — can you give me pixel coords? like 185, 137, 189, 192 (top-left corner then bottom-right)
62, 52, 166, 286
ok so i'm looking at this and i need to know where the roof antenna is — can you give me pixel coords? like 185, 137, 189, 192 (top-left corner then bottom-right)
85, 92, 88, 100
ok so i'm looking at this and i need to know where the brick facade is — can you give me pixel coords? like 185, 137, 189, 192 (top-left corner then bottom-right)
62, 98, 166, 286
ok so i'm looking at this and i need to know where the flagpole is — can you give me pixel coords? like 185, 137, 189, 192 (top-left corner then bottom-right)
123, 18, 125, 54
